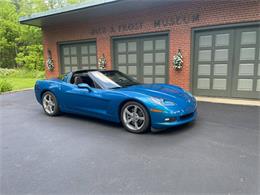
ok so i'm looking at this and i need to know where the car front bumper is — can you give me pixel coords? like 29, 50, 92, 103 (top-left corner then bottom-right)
150, 109, 197, 132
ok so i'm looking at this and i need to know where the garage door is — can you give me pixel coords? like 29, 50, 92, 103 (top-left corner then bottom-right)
113, 35, 168, 83
60, 42, 97, 74
193, 25, 260, 99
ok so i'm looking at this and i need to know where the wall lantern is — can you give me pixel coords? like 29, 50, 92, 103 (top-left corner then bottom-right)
98, 53, 107, 70
46, 49, 54, 71
173, 49, 183, 71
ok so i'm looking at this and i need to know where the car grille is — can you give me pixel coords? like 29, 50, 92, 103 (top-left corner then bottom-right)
180, 112, 194, 121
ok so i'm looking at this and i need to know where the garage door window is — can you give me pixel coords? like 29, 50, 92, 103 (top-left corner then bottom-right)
193, 25, 260, 99
233, 27, 260, 98
60, 42, 97, 74
114, 35, 168, 83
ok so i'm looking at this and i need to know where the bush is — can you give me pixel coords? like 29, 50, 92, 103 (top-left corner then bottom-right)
0, 68, 16, 77
57, 74, 64, 80
0, 68, 45, 79
15, 45, 44, 71
0, 79, 13, 92
36, 71, 45, 79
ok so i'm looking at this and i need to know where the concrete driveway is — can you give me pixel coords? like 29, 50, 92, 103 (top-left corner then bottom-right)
0, 90, 259, 194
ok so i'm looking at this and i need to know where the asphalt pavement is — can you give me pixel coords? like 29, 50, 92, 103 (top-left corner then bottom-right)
0, 90, 259, 194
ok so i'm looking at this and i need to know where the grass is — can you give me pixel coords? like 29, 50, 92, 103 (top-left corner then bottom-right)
0, 68, 45, 92
5, 77, 38, 90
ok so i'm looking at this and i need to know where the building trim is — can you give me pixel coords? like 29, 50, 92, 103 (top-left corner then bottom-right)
19, 0, 120, 24
111, 31, 170, 40
57, 39, 96, 45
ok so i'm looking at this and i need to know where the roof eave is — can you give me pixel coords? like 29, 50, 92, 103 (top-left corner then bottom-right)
19, 0, 120, 27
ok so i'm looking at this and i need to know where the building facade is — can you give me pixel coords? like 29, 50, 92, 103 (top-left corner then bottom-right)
20, 0, 260, 99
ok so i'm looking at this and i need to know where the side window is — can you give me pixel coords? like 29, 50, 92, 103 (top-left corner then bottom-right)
71, 73, 101, 89
82, 76, 95, 88
94, 82, 101, 89
82, 75, 101, 89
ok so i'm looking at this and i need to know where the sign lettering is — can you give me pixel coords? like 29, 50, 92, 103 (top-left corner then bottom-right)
89, 13, 200, 35
90, 22, 143, 35
154, 13, 200, 28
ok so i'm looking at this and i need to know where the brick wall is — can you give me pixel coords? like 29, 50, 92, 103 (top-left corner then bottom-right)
43, 0, 260, 90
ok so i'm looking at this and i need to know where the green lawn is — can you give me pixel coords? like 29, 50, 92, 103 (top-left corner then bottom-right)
0, 68, 45, 92
5, 77, 39, 90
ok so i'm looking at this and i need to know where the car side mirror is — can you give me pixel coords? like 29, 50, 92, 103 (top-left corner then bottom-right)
77, 83, 92, 91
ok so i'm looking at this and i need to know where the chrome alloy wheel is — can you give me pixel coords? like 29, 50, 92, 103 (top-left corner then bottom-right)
43, 93, 56, 115
122, 104, 145, 131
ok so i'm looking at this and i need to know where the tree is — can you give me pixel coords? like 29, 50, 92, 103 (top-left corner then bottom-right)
0, 0, 46, 70
0, 1, 20, 68
0, 0, 88, 70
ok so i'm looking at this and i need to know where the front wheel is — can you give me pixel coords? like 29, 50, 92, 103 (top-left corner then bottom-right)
42, 91, 60, 116
121, 101, 150, 133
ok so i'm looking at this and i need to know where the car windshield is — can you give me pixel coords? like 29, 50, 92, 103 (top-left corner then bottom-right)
88, 71, 139, 89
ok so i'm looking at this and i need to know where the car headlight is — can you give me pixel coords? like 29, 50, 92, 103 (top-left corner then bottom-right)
150, 97, 176, 106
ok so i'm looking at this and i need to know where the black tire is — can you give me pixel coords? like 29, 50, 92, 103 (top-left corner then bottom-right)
42, 91, 60, 116
120, 101, 150, 133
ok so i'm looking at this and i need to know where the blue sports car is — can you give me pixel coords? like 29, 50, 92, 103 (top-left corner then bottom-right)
35, 70, 197, 133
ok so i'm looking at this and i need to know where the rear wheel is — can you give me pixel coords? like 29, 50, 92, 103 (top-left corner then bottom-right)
121, 101, 150, 133
42, 91, 60, 116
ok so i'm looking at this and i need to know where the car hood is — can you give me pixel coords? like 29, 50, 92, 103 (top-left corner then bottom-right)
117, 84, 196, 106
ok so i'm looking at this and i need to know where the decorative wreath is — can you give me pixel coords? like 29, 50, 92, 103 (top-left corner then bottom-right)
98, 54, 107, 70
173, 49, 183, 71
47, 49, 54, 71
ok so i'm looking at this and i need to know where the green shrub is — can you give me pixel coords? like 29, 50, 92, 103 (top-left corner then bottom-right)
15, 45, 44, 71
10, 68, 35, 78
0, 68, 16, 77
0, 79, 13, 92
57, 74, 64, 80
0, 68, 45, 79
36, 71, 45, 79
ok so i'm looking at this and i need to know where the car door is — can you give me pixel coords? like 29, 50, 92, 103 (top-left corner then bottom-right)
60, 82, 110, 118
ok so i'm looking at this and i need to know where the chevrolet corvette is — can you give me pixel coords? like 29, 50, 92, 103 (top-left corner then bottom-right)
35, 70, 197, 133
